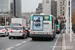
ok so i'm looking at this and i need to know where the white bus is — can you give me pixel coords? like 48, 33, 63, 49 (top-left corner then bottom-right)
30, 14, 58, 40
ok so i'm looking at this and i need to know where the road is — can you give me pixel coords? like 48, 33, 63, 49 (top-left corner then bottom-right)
0, 34, 62, 50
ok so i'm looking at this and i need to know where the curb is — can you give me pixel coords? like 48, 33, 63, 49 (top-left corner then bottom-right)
62, 34, 66, 50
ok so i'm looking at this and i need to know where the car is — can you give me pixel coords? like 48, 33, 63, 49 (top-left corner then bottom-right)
9, 26, 27, 39
5, 26, 11, 33
0, 26, 8, 37
25, 27, 30, 37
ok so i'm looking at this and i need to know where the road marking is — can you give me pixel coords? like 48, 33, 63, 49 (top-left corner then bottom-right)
22, 41, 27, 43
15, 43, 22, 47
15, 43, 30, 50
6, 47, 14, 50
27, 39, 31, 41
52, 34, 60, 50
5, 38, 31, 50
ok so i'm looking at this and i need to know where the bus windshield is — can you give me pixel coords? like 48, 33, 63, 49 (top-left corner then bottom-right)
33, 16, 43, 31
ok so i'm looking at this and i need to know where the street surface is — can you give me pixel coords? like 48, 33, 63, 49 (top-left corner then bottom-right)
0, 34, 62, 50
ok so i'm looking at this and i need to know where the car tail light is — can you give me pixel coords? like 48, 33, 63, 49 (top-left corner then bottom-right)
9, 31, 12, 33
20, 31, 24, 33
2, 30, 5, 32
28, 30, 30, 32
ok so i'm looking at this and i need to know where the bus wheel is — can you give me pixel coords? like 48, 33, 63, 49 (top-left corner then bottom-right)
32, 38, 35, 41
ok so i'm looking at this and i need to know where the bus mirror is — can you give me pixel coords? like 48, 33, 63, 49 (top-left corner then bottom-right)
54, 19, 58, 24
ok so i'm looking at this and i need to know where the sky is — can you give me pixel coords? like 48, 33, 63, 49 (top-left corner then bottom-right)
21, 0, 42, 12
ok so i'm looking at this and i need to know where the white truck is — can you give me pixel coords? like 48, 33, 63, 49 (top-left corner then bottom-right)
11, 18, 26, 26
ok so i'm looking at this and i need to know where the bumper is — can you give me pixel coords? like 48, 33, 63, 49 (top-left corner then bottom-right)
0, 33, 5, 35
9, 33, 24, 37
30, 34, 53, 38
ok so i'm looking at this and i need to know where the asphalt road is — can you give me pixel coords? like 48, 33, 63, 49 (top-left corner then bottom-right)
0, 34, 62, 50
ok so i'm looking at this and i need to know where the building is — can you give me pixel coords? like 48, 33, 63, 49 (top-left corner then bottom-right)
36, 3, 43, 14
43, 0, 51, 15
57, 0, 66, 19
43, 0, 57, 17
51, 0, 57, 17
72, 0, 75, 12
22, 12, 35, 24
13, 0, 21, 18
0, 0, 21, 25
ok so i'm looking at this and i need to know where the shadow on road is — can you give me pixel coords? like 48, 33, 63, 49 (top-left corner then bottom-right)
31, 38, 54, 41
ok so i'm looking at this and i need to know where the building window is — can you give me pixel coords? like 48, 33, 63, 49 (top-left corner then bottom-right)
60, 12, 62, 14
63, 7, 64, 10
63, 11, 64, 16
46, 1, 49, 4
69, 1, 70, 6
60, 2, 62, 6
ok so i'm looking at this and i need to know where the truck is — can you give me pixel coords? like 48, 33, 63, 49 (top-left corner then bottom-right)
11, 18, 26, 26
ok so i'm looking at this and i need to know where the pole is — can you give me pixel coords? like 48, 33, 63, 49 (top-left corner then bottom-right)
66, 0, 69, 33
70, 0, 72, 42
5, 16, 6, 26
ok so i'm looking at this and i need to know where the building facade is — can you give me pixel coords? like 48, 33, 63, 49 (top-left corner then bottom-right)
57, 0, 66, 19
43, 0, 57, 17
36, 3, 43, 14
0, 0, 21, 25
43, 0, 51, 15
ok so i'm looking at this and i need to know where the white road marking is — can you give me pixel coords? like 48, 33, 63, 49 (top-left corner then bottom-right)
22, 41, 27, 43
27, 39, 31, 41
5, 38, 31, 50
15, 43, 22, 47
6, 47, 14, 50
15, 43, 30, 50
52, 34, 60, 50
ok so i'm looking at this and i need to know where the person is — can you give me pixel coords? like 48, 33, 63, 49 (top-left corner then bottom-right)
35, 17, 40, 26
36, 17, 40, 22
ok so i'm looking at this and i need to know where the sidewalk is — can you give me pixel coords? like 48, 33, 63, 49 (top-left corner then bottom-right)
62, 33, 75, 50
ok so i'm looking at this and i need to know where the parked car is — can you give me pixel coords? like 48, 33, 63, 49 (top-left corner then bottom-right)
0, 26, 8, 37
9, 26, 27, 39
25, 27, 30, 37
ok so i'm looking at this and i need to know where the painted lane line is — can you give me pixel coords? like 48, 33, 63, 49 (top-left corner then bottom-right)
6, 47, 14, 50
27, 39, 31, 41
22, 41, 27, 43
15, 43, 22, 47
52, 34, 60, 50
15, 43, 30, 50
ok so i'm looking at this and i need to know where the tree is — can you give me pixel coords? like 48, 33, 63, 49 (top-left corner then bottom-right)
72, 11, 75, 30
72, 20, 75, 30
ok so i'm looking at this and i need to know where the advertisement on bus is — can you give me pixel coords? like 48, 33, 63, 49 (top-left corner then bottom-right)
33, 16, 43, 31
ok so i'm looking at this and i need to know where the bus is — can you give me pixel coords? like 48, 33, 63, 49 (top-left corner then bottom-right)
30, 14, 58, 40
